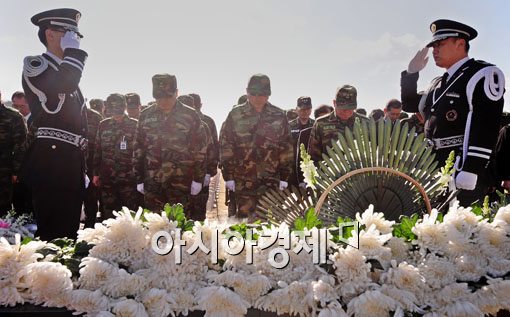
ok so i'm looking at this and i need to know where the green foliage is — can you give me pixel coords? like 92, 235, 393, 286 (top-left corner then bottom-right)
392, 214, 419, 242
330, 216, 357, 244
164, 203, 194, 231
226, 222, 261, 240
293, 208, 322, 231
21, 236, 33, 245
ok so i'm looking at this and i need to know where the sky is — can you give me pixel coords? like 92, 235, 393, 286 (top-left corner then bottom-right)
1, 0, 509, 127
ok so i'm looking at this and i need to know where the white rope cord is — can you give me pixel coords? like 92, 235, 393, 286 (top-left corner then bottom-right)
459, 66, 505, 171
23, 56, 65, 115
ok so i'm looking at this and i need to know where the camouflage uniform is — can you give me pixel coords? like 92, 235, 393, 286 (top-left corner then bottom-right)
94, 94, 138, 219
220, 74, 293, 218
0, 103, 27, 216
401, 114, 425, 135
289, 96, 314, 185
133, 74, 207, 212
308, 85, 368, 163
83, 107, 103, 227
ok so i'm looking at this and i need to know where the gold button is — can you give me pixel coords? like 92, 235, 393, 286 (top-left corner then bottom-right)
51, 145, 56, 149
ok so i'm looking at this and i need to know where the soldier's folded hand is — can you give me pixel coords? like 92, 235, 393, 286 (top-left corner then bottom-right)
204, 174, 211, 187
407, 47, 429, 74
299, 182, 307, 189
92, 176, 100, 187
279, 181, 288, 191
137, 183, 145, 194
84, 174, 90, 188
191, 181, 202, 196
455, 171, 478, 190
225, 180, 235, 192
60, 30, 80, 50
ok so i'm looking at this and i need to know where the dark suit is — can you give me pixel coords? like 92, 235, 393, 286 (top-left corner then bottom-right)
21, 48, 88, 241
401, 58, 505, 205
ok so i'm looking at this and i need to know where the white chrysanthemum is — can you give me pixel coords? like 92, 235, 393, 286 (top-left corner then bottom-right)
196, 286, 250, 317
427, 301, 483, 317
312, 279, 338, 307
454, 254, 487, 282
380, 285, 422, 313
78, 257, 119, 290
138, 288, 176, 317
493, 204, 510, 227
474, 279, 510, 315
477, 222, 510, 264
101, 269, 148, 298
77, 223, 108, 244
386, 237, 410, 263
90, 312, 115, 317
0, 286, 24, 307
381, 262, 425, 297
443, 203, 483, 239
20, 262, 73, 307
66, 289, 110, 315
418, 255, 456, 289
356, 205, 395, 234
412, 209, 448, 254
330, 247, 371, 285
255, 281, 316, 316
89, 207, 148, 271
348, 224, 392, 266
169, 289, 195, 317
427, 283, 475, 312
112, 298, 148, 317
208, 271, 272, 304
143, 211, 178, 237
318, 301, 348, 317
0, 235, 45, 287
347, 290, 398, 317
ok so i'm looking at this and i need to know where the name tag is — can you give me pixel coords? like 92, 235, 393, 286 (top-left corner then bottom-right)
120, 136, 127, 150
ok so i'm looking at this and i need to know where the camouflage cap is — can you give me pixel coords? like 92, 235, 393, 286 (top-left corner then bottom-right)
247, 74, 271, 96
152, 74, 177, 99
89, 98, 104, 108
237, 94, 248, 105
297, 96, 312, 109
105, 93, 126, 110
177, 94, 195, 107
189, 93, 201, 106
125, 93, 141, 109
335, 85, 357, 110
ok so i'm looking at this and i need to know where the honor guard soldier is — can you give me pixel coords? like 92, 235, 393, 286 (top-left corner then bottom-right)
289, 96, 315, 187
220, 74, 294, 219
308, 85, 368, 164
401, 19, 505, 206
133, 74, 207, 212
20, 8, 89, 241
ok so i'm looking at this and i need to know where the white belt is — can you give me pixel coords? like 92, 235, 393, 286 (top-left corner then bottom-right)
430, 135, 464, 150
36, 127, 88, 150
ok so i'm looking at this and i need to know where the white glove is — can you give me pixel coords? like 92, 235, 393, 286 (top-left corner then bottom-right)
191, 181, 202, 196
279, 181, 288, 191
299, 182, 307, 189
455, 171, 478, 190
60, 31, 80, 50
84, 174, 90, 188
225, 180, 235, 192
137, 183, 145, 194
203, 174, 211, 187
407, 47, 429, 74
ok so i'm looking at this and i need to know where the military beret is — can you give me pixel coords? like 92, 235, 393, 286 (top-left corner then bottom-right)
426, 19, 477, 47
247, 74, 271, 96
31, 8, 83, 38
125, 93, 141, 109
152, 74, 177, 99
105, 93, 126, 109
335, 85, 357, 110
177, 94, 195, 107
297, 96, 312, 109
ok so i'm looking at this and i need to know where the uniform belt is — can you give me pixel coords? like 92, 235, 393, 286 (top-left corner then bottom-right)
429, 135, 464, 150
36, 127, 88, 150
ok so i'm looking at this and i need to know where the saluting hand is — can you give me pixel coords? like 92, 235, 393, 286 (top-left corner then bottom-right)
407, 47, 429, 74
60, 31, 80, 50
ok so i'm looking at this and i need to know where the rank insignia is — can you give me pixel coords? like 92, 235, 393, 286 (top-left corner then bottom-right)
446, 110, 458, 121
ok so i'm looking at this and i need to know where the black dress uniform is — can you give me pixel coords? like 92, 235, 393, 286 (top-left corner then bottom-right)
401, 20, 505, 205
20, 9, 88, 241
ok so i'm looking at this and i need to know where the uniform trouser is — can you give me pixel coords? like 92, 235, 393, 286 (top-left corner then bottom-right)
83, 172, 98, 228
32, 185, 82, 241
144, 181, 189, 213
12, 181, 33, 216
188, 186, 209, 221
233, 178, 278, 219
0, 175, 12, 217
100, 182, 138, 220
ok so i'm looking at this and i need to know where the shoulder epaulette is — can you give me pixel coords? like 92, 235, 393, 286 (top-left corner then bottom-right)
23, 55, 48, 77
